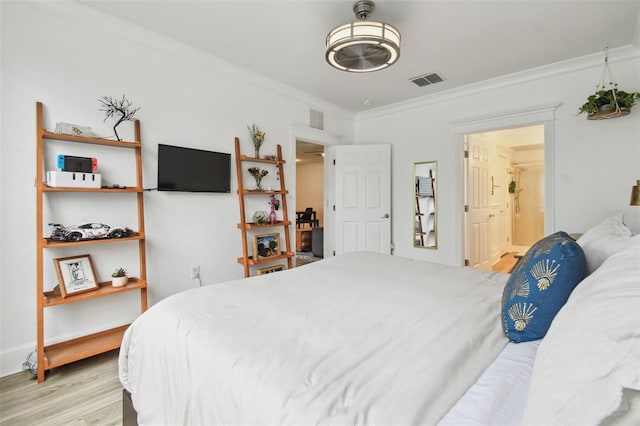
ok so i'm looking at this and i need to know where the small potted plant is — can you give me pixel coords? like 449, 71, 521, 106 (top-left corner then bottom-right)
578, 85, 640, 120
111, 267, 128, 287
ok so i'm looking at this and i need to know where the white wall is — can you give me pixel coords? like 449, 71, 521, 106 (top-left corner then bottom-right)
0, 2, 354, 376
355, 48, 640, 264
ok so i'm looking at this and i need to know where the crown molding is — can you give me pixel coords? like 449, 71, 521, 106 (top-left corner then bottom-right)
356, 45, 640, 122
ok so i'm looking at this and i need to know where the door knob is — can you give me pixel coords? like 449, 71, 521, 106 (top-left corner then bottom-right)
381, 213, 390, 219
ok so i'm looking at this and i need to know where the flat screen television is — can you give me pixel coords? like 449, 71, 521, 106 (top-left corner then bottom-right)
158, 144, 231, 193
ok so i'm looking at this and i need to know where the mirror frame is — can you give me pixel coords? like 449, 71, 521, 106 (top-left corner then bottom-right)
414, 161, 437, 249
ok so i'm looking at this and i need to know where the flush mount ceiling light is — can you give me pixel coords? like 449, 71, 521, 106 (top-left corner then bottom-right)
325, 0, 401, 73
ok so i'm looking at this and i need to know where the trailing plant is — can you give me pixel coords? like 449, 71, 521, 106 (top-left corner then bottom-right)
578, 86, 640, 115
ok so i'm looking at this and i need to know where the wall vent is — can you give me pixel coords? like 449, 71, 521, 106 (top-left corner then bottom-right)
410, 72, 445, 87
310, 109, 324, 130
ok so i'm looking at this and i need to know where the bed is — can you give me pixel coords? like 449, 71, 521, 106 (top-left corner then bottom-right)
119, 216, 639, 425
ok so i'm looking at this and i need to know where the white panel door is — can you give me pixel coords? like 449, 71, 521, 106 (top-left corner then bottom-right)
468, 141, 491, 270
334, 145, 391, 255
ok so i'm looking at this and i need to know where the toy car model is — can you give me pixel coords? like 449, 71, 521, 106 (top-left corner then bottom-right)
49, 222, 133, 242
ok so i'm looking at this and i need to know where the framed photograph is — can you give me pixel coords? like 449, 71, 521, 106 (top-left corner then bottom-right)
252, 233, 281, 261
256, 265, 285, 275
54, 254, 99, 298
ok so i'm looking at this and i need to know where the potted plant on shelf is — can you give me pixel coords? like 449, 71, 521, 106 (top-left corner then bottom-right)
111, 267, 128, 287
578, 85, 640, 120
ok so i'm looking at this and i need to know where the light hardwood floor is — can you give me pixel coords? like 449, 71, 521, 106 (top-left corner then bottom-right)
0, 350, 121, 425
492, 252, 521, 273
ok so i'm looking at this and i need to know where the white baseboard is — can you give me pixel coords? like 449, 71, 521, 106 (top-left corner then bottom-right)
1, 343, 36, 378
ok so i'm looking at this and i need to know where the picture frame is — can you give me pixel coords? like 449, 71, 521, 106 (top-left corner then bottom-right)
256, 265, 285, 275
54, 254, 99, 298
252, 233, 281, 261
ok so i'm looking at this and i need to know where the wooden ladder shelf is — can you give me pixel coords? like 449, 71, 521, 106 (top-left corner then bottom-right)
235, 137, 293, 277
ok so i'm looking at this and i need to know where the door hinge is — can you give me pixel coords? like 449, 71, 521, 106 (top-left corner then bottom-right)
333, 205, 335, 211
333, 159, 336, 165
464, 259, 470, 267
464, 205, 469, 213
464, 150, 469, 159
333, 250, 336, 256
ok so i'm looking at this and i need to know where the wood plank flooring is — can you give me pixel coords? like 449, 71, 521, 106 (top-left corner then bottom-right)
0, 350, 121, 425
492, 252, 522, 273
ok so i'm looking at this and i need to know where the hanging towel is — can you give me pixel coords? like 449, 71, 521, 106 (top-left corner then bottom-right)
417, 177, 434, 197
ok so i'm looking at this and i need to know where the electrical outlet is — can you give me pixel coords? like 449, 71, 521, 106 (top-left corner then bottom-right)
191, 266, 200, 279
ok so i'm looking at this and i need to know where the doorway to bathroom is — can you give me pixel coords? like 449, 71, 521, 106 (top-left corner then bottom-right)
465, 124, 545, 271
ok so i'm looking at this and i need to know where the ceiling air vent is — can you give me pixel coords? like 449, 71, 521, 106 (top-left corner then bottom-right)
410, 72, 445, 87
310, 109, 324, 130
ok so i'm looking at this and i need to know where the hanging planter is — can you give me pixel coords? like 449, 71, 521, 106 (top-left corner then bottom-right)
578, 48, 640, 120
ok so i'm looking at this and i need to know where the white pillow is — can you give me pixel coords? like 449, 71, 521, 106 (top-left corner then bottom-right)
577, 214, 632, 274
521, 235, 640, 426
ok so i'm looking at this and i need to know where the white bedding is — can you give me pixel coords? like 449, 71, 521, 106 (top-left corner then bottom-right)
119, 251, 509, 425
439, 340, 541, 426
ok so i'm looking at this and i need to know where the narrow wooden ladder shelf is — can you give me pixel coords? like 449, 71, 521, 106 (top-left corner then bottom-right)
235, 137, 293, 277
35, 102, 148, 382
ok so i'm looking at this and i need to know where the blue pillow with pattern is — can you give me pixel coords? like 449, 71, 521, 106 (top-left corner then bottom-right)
501, 231, 587, 342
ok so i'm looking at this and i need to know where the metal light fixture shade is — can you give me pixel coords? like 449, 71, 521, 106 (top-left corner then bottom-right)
630, 180, 640, 206
326, 1, 401, 72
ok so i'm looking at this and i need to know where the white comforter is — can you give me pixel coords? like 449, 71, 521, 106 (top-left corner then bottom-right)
120, 252, 509, 425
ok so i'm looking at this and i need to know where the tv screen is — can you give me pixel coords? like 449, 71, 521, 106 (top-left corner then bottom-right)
158, 144, 231, 193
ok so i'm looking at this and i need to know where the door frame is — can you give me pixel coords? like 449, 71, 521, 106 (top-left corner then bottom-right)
289, 125, 341, 258
451, 103, 560, 266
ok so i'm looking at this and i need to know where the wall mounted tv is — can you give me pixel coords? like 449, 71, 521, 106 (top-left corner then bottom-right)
157, 144, 231, 193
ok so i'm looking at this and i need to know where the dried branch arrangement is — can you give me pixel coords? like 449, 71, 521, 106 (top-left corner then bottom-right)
98, 95, 140, 141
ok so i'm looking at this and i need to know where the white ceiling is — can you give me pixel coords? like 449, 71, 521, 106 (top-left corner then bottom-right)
79, 1, 640, 113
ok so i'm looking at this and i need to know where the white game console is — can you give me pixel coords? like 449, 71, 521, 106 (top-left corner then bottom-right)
46, 171, 102, 188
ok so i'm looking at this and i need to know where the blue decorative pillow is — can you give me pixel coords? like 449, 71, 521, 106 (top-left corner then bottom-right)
501, 231, 587, 342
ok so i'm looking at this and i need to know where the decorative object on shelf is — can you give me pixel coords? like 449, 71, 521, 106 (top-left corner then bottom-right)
248, 167, 268, 191
98, 94, 140, 141
268, 195, 280, 224
263, 155, 278, 161
256, 265, 284, 275
54, 254, 99, 298
578, 47, 640, 120
269, 194, 280, 210
252, 233, 281, 261
247, 124, 265, 158
49, 222, 133, 242
253, 210, 268, 225
55, 122, 95, 137
111, 267, 128, 287
325, 0, 401, 73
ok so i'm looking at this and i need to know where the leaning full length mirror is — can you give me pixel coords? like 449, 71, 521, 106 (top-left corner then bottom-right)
414, 161, 437, 249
